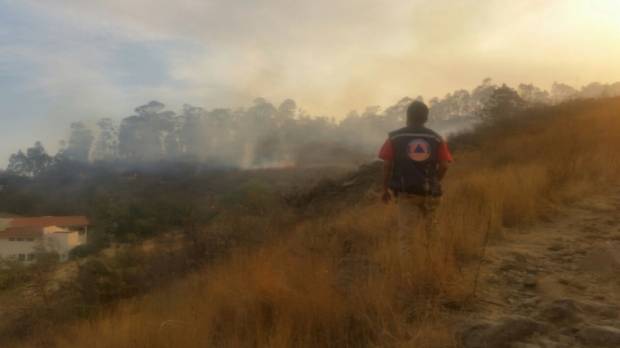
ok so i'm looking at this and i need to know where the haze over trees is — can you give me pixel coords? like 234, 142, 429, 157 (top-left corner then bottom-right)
5, 79, 620, 176
3, 95, 620, 347
6, 142, 53, 177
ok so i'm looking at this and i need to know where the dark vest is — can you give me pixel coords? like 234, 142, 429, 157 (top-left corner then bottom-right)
388, 126, 443, 196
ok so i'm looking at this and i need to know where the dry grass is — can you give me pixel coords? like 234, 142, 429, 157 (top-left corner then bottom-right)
20, 98, 620, 347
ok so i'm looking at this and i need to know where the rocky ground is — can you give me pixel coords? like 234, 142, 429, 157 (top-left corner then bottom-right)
459, 188, 620, 347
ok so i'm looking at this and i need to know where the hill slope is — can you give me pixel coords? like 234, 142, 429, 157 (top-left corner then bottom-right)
14, 97, 620, 347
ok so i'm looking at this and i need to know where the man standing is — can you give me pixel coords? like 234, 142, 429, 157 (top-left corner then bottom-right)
378, 101, 453, 265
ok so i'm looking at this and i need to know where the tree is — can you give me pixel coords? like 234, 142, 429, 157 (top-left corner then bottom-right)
27, 142, 53, 176
384, 97, 413, 126
480, 84, 526, 122
118, 101, 176, 161
92, 118, 119, 161
276, 99, 297, 124
62, 122, 94, 162
551, 82, 577, 103
429, 90, 472, 120
7, 142, 53, 177
178, 106, 202, 160
578, 82, 607, 99
7, 150, 29, 176
233, 98, 278, 166
163, 115, 183, 159
471, 78, 497, 110
518, 84, 550, 105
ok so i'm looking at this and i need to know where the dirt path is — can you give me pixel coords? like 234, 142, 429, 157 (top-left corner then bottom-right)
460, 188, 620, 348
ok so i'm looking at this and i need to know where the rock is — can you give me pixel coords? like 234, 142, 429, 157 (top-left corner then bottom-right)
500, 261, 519, 272
580, 241, 620, 276
523, 276, 538, 289
512, 343, 542, 348
561, 256, 574, 263
460, 316, 546, 348
522, 297, 541, 307
548, 244, 564, 251
539, 299, 581, 323
580, 301, 620, 320
557, 278, 570, 285
582, 225, 601, 234
556, 334, 577, 345
558, 326, 579, 337
577, 325, 620, 346
557, 278, 586, 290
512, 252, 528, 264
501, 254, 529, 272
597, 306, 619, 320
537, 337, 562, 348
525, 267, 539, 274
460, 321, 493, 348
486, 274, 501, 284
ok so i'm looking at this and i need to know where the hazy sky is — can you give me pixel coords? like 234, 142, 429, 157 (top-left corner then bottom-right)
1, 0, 620, 167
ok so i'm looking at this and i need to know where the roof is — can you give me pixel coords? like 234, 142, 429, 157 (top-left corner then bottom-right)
0, 216, 89, 239
8, 216, 89, 229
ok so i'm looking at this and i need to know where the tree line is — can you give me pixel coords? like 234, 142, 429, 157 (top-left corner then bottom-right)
6, 79, 620, 176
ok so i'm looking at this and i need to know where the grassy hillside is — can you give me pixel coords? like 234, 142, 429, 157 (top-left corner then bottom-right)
18, 98, 620, 347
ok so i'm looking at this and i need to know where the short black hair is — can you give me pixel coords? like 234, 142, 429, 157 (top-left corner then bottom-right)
407, 101, 429, 126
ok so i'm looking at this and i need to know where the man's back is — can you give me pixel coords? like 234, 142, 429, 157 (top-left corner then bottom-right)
380, 125, 452, 197
377, 101, 453, 268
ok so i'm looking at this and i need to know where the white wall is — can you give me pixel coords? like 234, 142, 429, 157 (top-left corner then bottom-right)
0, 239, 41, 262
0, 226, 87, 262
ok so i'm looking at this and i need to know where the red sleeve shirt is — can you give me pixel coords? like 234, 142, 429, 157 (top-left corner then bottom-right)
378, 138, 394, 161
437, 141, 453, 162
378, 138, 453, 162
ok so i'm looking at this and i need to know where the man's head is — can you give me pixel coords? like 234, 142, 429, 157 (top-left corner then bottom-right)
406, 101, 429, 126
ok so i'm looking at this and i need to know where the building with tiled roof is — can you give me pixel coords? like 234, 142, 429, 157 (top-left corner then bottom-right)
0, 216, 89, 262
